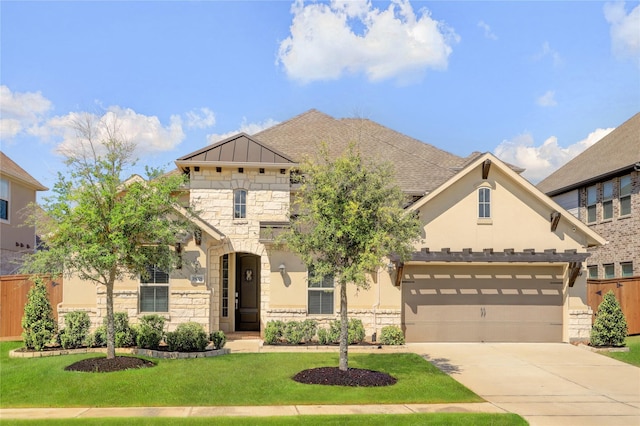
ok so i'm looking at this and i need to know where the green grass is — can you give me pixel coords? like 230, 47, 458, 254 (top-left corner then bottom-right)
1, 413, 528, 426
0, 341, 481, 408
603, 335, 640, 367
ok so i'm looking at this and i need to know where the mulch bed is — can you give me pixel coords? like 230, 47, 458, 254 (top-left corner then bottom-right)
293, 367, 397, 387
65, 356, 155, 373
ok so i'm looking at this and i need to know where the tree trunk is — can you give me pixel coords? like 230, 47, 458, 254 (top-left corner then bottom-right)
339, 280, 348, 371
106, 271, 116, 359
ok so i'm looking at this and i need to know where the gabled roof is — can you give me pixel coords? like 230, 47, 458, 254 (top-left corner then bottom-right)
253, 109, 465, 195
409, 152, 606, 248
0, 151, 48, 191
176, 133, 296, 170
537, 113, 640, 195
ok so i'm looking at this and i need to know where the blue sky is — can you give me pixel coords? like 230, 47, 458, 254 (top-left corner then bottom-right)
1, 0, 639, 196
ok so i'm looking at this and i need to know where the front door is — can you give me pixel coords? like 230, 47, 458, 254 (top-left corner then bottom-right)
235, 253, 260, 331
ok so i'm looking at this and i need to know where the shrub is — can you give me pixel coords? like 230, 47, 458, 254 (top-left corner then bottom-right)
264, 320, 285, 345
284, 321, 304, 344
21, 277, 57, 351
59, 311, 91, 349
300, 319, 317, 343
317, 328, 330, 345
112, 312, 137, 348
590, 290, 628, 347
210, 330, 226, 350
136, 315, 165, 349
88, 326, 107, 347
380, 325, 405, 345
348, 318, 365, 344
166, 322, 208, 352
328, 320, 341, 344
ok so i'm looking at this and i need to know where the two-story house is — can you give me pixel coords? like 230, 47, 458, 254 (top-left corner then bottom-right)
537, 113, 639, 280
60, 110, 604, 343
0, 152, 48, 275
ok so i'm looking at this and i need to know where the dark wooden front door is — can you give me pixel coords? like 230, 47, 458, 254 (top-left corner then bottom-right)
235, 253, 260, 331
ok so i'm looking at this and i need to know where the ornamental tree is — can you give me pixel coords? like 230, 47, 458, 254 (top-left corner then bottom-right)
590, 290, 628, 347
284, 144, 421, 371
21, 114, 194, 359
21, 276, 57, 351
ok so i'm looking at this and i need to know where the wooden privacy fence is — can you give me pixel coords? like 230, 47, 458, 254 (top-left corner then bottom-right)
588, 277, 640, 336
0, 275, 63, 340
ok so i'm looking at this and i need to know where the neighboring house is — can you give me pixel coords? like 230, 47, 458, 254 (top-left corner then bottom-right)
0, 152, 48, 275
61, 109, 604, 343
537, 113, 640, 280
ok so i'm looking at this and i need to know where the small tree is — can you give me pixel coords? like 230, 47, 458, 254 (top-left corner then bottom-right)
21, 277, 57, 351
284, 144, 421, 370
590, 290, 628, 347
21, 114, 194, 359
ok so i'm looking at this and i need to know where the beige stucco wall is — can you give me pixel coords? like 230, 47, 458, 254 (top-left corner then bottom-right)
0, 178, 39, 274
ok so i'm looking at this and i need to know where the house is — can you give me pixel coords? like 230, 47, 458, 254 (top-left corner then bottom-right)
60, 109, 604, 343
0, 152, 48, 275
537, 113, 640, 280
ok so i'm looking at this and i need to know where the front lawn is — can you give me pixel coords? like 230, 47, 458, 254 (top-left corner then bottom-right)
0, 342, 481, 408
603, 335, 640, 367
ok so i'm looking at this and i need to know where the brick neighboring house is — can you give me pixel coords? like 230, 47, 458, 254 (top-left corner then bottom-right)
0, 152, 48, 275
537, 113, 640, 280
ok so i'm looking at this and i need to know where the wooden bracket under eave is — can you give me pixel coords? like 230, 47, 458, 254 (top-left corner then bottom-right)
568, 261, 582, 287
482, 159, 491, 179
394, 262, 404, 287
550, 211, 561, 232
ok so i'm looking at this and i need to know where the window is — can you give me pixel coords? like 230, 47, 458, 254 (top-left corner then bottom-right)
621, 262, 633, 277
234, 189, 246, 219
603, 181, 613, 220
221, 254, 229, 317
478, 187, 491, 218
308, 267, 334, 315
0, 178, 9, 222
588, 265, 598, 279
620, 175, 631, 216
603, 264, 615, 279
586, 185, 597, 223
140, 265, 169, 312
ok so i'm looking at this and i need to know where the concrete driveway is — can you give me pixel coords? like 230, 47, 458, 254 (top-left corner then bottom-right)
407, 343, 640, 426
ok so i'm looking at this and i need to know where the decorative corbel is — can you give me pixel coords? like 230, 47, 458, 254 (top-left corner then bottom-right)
550, 211, 561, 232
482, 159, 492, 179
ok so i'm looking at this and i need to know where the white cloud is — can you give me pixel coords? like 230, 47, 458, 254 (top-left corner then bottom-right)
533, 42, 562, 67
478, 20, 497, 40
604, 2, 640, 65
0, 85, 53, 139
537, 90, 557, 107
207, 117, 280, 144
185, 107, 216, 129
494, 127, 615, 183
277, 0, 459, 84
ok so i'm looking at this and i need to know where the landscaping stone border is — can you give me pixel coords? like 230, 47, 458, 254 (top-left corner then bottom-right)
9, 347, 229, 359
578, 344, 630, 353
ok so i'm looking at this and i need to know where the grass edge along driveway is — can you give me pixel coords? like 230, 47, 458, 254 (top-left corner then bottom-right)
1, 341, 482, 408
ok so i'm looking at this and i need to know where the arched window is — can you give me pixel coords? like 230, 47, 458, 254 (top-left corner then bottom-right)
478, 187, 491, 218
234, 189, 247, 219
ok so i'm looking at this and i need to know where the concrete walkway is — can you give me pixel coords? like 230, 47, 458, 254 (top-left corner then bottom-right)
408, 343, 640, 426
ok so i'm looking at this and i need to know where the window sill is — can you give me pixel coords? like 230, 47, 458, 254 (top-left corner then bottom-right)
618, 214, 631, 220
233, 219, 248, 225
477, 218, 493, 225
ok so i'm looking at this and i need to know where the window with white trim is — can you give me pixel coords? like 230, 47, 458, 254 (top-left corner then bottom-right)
587, 265, 598, 279
603, 263, 615, 279
603, 181, 613, 220
0, 178, 9, 222
234, 189, 246, 219
620, 175, 631, 217
478, 187, 491, 218
586, 185, 597, 223
307, 266, 334, 315
140, 265, 169, 313
621, 262, 633, 277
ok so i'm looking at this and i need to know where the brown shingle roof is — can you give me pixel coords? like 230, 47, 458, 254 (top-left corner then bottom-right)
537, 113, 640, 195
253, 109, 464, 194
0, 151, 48, 191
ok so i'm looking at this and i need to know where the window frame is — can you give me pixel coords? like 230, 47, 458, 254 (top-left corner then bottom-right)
586, 185, 597, 224
587, 265, 598, 279
603, 263, 615, 279
234, 189, 247, 219
619, 175, 631, 217
621, 262, 633, 278
602, 180, 613, 220
307, 266, 334, 315
0, 178, 9, 223
139, 265, 170, 313
478, 187, 491, 219
221, 254, 229, 317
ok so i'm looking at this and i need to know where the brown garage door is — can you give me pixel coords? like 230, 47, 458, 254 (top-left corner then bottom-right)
402, 265, 564, 342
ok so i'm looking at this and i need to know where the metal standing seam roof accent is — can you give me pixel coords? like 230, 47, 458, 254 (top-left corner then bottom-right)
537, 112, 640, 195
0, 151, 48, 191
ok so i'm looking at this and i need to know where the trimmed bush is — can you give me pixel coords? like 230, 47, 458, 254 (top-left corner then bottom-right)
590, 290, 628, 347
113, 312, 137, 348
300, 319, 317, 343
88, 326, 107, 347
348, 318, 366, 344
284, 321, 304, 344
166, 322, 208, 352
317, 328, 330, 345
264, 320, 285, 345
380, 325, 405, 345
21, 277, 57, 351
210, 330, 226, 350
136, 315, 165, 349
328, 320, 341, 344
59, 311, 91, 349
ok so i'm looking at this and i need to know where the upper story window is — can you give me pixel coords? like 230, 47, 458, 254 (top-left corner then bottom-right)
0, 178, 9, 222
621, 262, 633, 277
620, 175, 631, 217
307, 266, 334, 315
478, 187, 491, 218
586, 185, 597, 223
603, 263, 615, 279
587, 265, 598, 279
234, 189, 247, 219
602, 181, 613, 220
140, 265, 169, 313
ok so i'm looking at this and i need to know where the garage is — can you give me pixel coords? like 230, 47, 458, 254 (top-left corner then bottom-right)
402, 264, 565, 343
